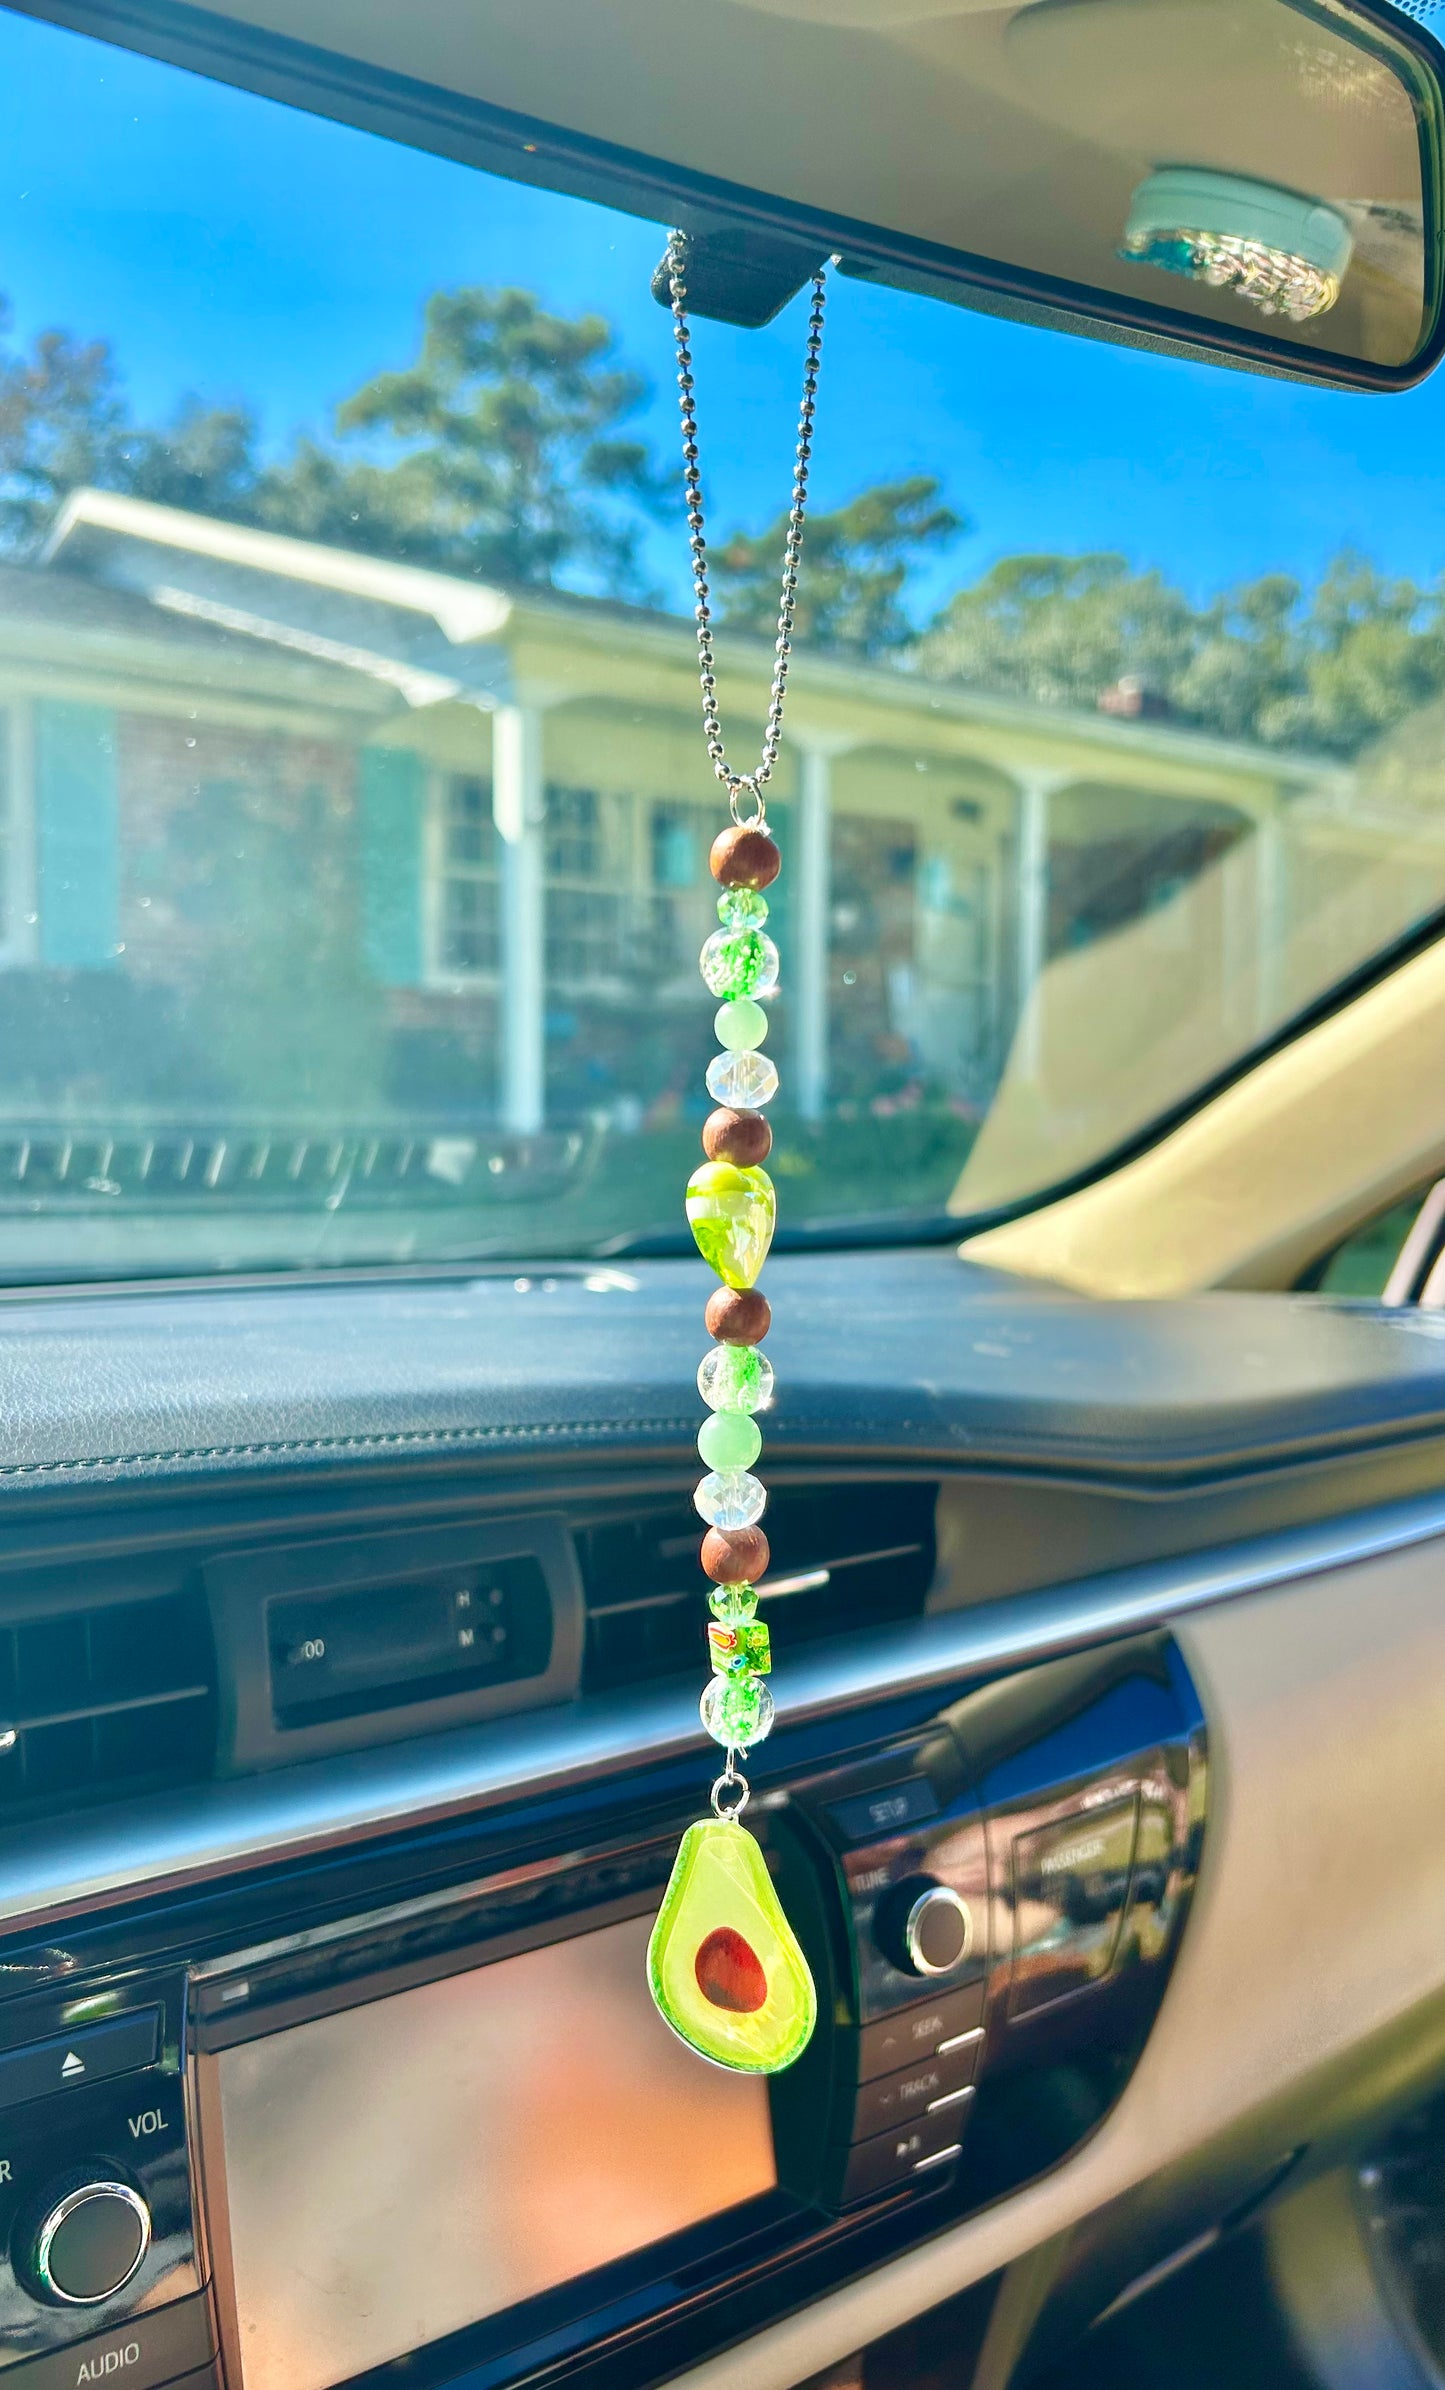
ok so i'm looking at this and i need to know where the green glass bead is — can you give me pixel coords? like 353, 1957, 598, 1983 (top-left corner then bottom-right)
716, 998, 769, 1052
706, 1619, 770, 1676
646, 1816, 817, 2072
700, 1669, 774, 1749
708, 1581, 760, 1624
738, 1619, 771, 1675
685, 1161, 775, 1288
707, 1620, 749, 1674
718, 887, 769, 930
699, 929, 780, 1001
697, 1342, 774, 1413
698, 1409, 762, 1471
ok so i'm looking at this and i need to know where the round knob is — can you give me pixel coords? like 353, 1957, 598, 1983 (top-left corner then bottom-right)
21, 2177, 150, 2306
877, 1879, 974, 1977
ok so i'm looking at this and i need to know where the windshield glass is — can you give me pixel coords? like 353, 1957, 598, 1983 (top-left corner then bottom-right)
1, 3, 1444, 1276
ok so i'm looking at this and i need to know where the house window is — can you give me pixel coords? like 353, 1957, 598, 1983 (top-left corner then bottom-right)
438, 774, 500, 975
649, 802, 714, 979
546, 786, 632, 986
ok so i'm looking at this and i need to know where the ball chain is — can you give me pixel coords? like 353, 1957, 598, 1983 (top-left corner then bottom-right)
665, 229, 827, 831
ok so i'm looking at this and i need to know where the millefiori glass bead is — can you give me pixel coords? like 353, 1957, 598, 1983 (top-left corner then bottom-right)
698, 1409, 762, 1472
708, 1621, 747, 1674
694, 1469, 767, 1528
715, 997, 769, 1051
700, 928, 780, 1001
685, 1161, 775, 1288
706, 1619, 771, 1675
708, 1581, 760, 1624
698, 1343, 774, 1414
718, 887, 769, 930
701, 1671, 775, 1750
706, 1049, 780, 1108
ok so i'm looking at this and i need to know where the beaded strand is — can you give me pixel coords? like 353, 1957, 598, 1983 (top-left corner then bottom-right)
686, 822, 784, 1763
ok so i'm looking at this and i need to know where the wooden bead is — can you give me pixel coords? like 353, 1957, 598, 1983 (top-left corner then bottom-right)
711, 825, 781, 890
701, 1525, 771, 1586
702, 1107, 772, 1167
705, 1286, 772, 1345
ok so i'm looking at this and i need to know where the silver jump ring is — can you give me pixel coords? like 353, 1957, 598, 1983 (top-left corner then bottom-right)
729, 779, 767, 831
710, 1757, 751, 1820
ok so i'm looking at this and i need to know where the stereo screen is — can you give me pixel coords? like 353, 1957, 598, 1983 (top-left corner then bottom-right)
212, 1913, 777, 2390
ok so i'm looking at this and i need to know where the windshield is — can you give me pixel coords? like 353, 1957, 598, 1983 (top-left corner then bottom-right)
1, 4, 1444, 1277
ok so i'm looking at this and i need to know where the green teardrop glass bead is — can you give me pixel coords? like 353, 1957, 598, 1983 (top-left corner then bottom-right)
685, 1162, 775, 1289
647, 1817, 817, 2073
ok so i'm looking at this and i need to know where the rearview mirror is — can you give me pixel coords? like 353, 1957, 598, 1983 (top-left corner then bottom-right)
444, 0, 1444, 384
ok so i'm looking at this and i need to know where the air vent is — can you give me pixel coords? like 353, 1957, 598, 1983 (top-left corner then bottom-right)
0, 1588, 216, 1822
577, 1482, 936, 1695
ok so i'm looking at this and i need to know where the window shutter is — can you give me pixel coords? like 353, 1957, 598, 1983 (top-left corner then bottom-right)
359, 747, 425, 986
34, 701, 119, 969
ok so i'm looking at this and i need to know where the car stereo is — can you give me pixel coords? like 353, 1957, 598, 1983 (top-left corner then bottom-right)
0, 1629, 1205, 2390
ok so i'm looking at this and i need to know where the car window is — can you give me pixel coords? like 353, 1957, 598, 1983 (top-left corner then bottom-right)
1, 2, 1445, 1275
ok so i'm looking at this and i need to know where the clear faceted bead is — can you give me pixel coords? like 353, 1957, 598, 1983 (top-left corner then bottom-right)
701, 1672, 775, 1751
706, 1049, 780, 1108
694, 1469, 767, 1528
718, 887, 769, 930
698, 1343, 774, 1413
699, 929, 780, 1001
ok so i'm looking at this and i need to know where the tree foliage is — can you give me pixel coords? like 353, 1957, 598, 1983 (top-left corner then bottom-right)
917, 549, 1445, 757
254, 287, 663, 589
0, 285, 661, 594
5, 279, 1445, 757
714, 476, 963, 655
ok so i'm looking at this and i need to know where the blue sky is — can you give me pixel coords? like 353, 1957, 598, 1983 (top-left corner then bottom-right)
0, 2, 1442, 620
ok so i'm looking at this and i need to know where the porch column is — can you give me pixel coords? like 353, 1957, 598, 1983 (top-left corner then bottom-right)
492, 702, 547, 1135
1013, 769, 1065, 1084
791, 735, 844, 1125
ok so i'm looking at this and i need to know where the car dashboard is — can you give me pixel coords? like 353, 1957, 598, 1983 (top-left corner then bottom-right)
0, 1251, 1438, 2390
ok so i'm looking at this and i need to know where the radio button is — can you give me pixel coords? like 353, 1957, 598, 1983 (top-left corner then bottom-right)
859, 1982, 984, 2082
841, 2097, 972, 2205
852, 2031, 982, 2140
827, 1779, 939, 1845
1009, 1793, 1140, 2020
27, 2181, 150, 2306
0, 2291, 215, 2390
0, 2014, 159, 2115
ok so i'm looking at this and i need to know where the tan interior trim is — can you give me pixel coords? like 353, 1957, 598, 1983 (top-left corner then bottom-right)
959, 935, 1445, 1296
666, 1529, 1445, 2387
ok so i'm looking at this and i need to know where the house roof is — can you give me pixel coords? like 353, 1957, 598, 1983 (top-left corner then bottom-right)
41, 487, 1340, 792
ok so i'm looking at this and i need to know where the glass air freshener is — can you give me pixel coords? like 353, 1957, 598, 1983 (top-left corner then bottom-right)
645, 232, 825, 2075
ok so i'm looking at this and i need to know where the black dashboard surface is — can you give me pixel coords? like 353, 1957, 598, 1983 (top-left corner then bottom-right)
0, 1248, 1435, 1503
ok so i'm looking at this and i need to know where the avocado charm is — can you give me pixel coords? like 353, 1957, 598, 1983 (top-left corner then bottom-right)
648, 1816, 816, 2073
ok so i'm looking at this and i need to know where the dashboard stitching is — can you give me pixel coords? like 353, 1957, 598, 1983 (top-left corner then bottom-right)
0, 1417, 698, 1478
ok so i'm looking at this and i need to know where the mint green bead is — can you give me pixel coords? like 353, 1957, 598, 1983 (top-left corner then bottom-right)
697, 1410, 762, 1471
716, 998, 768, 1052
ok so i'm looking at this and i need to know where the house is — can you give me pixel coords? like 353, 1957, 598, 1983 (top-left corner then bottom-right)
0, 485, 1417, 1244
